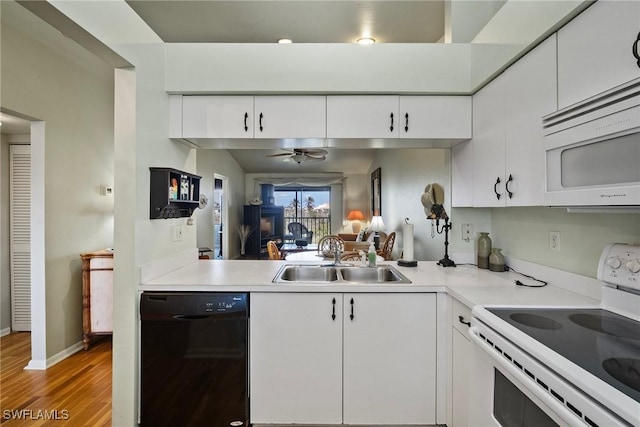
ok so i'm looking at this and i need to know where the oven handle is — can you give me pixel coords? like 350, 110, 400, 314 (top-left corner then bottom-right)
468, 326, 587, 427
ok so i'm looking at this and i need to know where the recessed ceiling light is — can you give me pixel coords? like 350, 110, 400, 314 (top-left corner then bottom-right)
357, 37, 376, 45
278, 38, 292, 44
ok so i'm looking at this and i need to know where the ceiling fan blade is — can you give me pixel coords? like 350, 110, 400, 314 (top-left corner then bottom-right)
303, 149, 328, 157
266, 152, 293, 157
304, 155, 326, 162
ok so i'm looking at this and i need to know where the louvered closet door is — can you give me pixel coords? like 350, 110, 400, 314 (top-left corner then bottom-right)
10, 145, 30, 331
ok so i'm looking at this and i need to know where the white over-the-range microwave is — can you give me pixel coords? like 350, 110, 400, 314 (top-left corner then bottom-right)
543, 77, 640, 207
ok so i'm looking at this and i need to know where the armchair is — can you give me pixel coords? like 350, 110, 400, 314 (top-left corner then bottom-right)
288, 222, 314, 244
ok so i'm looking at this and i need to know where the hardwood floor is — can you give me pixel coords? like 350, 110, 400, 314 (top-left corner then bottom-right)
1, 332, 112, 426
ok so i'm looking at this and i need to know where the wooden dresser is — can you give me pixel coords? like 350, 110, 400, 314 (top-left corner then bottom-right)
80, 249, 113, 350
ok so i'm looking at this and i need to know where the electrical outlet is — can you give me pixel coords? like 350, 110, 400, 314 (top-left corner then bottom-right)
549, 231, 560, 252
172, 225, 183, 242
462, 224, 473, 242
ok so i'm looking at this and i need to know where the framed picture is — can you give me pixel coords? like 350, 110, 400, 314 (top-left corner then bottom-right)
371, 167, 381, 216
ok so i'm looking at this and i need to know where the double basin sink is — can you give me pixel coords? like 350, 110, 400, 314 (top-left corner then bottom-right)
273, 264, 412, 284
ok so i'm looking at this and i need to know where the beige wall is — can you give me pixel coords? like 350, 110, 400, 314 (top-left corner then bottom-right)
1, 2, 114, 353
490, 207, 640, 278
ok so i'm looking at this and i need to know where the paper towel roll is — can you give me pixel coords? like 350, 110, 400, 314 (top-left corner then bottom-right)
403, 223, 414, 261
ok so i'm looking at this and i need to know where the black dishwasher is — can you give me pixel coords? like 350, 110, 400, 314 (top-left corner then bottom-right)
140, 292, 248, 427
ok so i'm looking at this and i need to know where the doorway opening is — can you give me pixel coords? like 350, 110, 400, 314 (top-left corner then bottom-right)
213, 174, 228, 259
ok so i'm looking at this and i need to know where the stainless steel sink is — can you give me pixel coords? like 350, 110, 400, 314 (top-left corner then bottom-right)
338, 266, 410, 283
273, 264, 411, 284
276, 265, 339, 282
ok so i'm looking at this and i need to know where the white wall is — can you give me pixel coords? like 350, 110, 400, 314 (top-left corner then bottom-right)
369, 149, 453, 261
196, 150, 246, 257
1, 2, 114, 353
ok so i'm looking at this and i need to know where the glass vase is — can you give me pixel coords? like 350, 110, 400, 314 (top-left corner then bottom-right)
489, 248, 505, 272
477, 232, 492, 269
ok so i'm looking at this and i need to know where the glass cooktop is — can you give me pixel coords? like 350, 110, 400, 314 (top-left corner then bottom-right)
488, 308, 640, 403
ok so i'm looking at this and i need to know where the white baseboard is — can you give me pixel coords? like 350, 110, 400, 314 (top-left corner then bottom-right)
0, 327, 11, 337
24, 340, 84, 371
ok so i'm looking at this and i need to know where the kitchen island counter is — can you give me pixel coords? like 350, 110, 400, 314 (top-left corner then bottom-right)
141, 259, 600, 307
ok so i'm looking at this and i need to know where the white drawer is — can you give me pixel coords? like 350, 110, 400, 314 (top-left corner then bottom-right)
451, 298, 472, 334
90, 256, 113, 270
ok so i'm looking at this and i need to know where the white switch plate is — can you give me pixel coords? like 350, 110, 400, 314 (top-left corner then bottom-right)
461, 224, 473, 242
172, 225, 183, 242
549, 231, 560, 252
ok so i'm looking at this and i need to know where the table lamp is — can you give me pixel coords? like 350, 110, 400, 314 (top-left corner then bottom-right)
369, 215, 386, 250
346, 209, 365, 233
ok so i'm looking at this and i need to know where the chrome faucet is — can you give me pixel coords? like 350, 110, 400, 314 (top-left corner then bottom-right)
333, 248, 343, 264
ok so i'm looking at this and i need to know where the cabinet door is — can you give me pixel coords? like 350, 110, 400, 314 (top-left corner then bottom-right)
450, 297, 472, 427
558, 0, 640, 109
182, 96, 254, 138
399, 96, 472, 139
254, 96, 326, 138
472, 76, 506, 207
249, 292, 343, 425
503, 35, 557, 206
326, 95, 399, 138
451, 327, 471, 427
343, 293, 437, 425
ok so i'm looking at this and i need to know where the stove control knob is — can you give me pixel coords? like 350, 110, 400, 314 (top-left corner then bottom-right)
626, 259, 640, 274
607, 257, 622, 269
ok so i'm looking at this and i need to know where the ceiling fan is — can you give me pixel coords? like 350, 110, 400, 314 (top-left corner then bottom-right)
266, 148, 328, 164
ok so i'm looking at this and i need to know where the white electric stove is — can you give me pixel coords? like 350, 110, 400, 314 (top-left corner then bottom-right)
469, 243, 640, 427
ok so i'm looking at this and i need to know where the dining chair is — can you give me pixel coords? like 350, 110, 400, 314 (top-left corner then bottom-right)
377, 231, 396, 261
267, 240, 281, 260
317, 235, 345, 257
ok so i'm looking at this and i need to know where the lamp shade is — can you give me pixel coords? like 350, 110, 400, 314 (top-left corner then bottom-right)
346, 209, 365, 221
369, 216, 386, 232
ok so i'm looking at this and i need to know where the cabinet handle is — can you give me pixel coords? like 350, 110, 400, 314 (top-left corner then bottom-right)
389, 113, 394, 132
350, 298, 355, 321
259, 112, 264, 132
633, 32, 640, 68
244, 112, 249, 132
505, 174, 514, 199
404, 113, 409, 132
493, 177, 502, 200
458, 315, 471, 327
331, 297, 336, 321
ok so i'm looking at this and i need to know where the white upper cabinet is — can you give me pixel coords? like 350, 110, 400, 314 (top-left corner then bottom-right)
557, 0, 640, 109
182, 95, 254, 138
398, 96, 472, 139
253, 96, 326, 138
326, 95, 400, 138
471, 75, 506, 207
472, 35, 557, 207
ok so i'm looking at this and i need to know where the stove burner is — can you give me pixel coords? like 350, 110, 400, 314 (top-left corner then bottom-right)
602, 358, 640, 393
569, 313, 640, 340
509, 313, 562, 330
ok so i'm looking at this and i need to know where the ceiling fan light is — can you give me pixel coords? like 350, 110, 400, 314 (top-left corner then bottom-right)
290, 154, 306, 164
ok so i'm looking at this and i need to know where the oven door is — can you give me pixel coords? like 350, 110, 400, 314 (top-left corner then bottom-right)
468, 325, 626, 427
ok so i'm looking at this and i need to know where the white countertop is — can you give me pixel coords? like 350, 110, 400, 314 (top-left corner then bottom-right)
141, 260, 601, 308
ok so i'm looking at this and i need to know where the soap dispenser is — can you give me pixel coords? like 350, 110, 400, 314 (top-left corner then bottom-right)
367, 242, 377, 267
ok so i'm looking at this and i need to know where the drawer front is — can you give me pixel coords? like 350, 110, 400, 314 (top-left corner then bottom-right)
90, 257, 113, 270
452, 298, 472, 334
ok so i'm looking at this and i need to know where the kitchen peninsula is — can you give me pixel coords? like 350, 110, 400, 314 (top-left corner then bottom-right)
141, 255, 601, 426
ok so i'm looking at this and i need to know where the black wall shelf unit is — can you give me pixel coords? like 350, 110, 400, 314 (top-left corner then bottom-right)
150, 167, 201, 219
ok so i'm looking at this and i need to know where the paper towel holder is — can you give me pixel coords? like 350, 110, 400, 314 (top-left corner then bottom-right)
398, 218, 418, 267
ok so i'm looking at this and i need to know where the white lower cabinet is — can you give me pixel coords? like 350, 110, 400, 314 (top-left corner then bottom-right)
250, 292, 437, 425
448, 297, 472, 427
